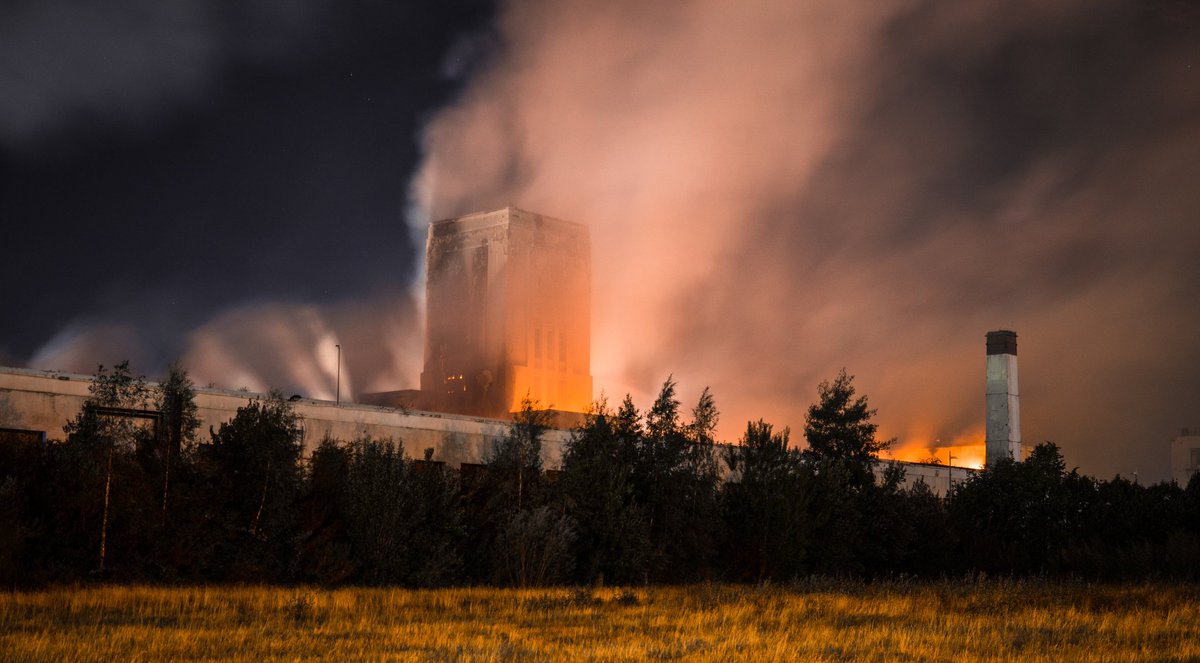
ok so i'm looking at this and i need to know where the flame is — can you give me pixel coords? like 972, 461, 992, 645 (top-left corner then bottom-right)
509, 365, 592, 414
884, 425, 986, 469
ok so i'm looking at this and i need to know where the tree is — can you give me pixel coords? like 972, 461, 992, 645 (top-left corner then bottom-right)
197, 392, 303, 581
342, 438, 410, 584
947, 442, 1081, 575
560, 396, 649, 584
296, 437, 355, 585
803, 369, 892, 486
473, 397, 575, 586
155, 363, 200, 524
404, 447, 466, 586
335, 439, 465, 586
63, 361, 155, 574
721, 420, 811, 580
488, 396, 550, 511
629, 378, 721, 581
496, 505, 575, 587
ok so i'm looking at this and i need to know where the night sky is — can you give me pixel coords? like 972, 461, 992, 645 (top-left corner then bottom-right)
1, 1, 495, 377
3, 0, 1199, 481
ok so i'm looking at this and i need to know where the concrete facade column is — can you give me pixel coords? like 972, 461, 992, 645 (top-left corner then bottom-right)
985, 330, 1022, 468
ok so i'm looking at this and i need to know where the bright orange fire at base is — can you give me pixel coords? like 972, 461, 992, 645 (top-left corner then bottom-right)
884, 427, 986, 470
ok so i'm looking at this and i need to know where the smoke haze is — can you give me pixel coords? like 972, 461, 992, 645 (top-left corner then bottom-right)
7, 0, 1198, 481
413, 0, 1200, 478
32, 289, 422, 403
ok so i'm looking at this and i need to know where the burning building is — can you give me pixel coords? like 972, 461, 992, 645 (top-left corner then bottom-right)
418, 207, 593, 419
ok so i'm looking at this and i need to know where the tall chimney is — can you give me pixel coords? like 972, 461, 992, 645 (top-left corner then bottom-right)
985, 330, 1021, 468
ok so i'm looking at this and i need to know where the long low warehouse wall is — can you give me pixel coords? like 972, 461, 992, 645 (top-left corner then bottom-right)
0, 366, 972, 494
0, 366, 570, 469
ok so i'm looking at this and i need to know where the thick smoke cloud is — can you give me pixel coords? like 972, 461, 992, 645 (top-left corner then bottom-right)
32, 288, 422, 403
413, 0, 1200, 479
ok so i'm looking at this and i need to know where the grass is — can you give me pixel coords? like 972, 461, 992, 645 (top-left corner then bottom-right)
2, 580, 1198, 661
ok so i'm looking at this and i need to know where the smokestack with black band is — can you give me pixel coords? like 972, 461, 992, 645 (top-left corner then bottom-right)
985, 330, 1022, 468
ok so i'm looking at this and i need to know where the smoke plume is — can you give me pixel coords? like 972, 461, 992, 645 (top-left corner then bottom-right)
412, 0, 1200, 479
32, 289, 422, 403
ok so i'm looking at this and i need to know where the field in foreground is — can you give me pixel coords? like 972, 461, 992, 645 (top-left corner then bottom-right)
2, 581, 1197, 661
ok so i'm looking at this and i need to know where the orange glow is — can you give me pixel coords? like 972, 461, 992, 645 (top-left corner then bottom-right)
884, 426, 986, 469
508, 365, 592, 414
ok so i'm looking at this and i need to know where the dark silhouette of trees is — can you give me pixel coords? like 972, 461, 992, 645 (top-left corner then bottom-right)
62, 361, 156, 575
337, 440, 465, 586
803, 369, 893, 486
476, 398, 575, 586
560, 396, 649, 584
948, 442, 1080, 574
195, 392, 304, 581
721, 420, 810, 581
405, 448, 467, 586
156, 362, 200, 526
628, 378, 721, 582
296, 438, 355, 585
4, 362, 1200, 587
0, 431, 44, 585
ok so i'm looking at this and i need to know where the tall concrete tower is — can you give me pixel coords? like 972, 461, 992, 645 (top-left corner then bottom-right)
421, 207, 592, 418
985, 330, 1022, 467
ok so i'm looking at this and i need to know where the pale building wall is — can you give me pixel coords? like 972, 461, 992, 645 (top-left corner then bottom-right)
3, 365, 980, 491
0, 366, 569, 469
874, 460, 978, 497
1170, 431, 1200, 487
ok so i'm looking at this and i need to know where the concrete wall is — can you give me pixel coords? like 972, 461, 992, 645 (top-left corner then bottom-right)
0, 366, 570, 469
985, 352, 1021, 467
1, 365, 976, 492
875, 460, 977, 496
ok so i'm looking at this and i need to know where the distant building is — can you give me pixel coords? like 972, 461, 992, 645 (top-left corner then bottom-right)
1171, 429, 1200, 486
0, 366, 570, 469
419, 207, 592, 418
2, 365, 977, 494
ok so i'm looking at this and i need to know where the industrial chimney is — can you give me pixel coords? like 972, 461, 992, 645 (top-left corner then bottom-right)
985, 330, 1022, 468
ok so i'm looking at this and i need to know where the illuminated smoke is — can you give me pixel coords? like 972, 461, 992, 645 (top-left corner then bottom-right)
411, 0, 1200, 479
31, 323, 150, 374
30, 288, 422, 402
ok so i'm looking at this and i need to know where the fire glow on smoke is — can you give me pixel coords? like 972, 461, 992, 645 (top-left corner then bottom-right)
885, 424, 986, 470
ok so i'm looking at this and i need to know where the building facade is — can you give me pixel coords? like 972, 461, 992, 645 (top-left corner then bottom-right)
421, 207, 592, 418
1, 365, 976, 495
0, 366, 570, 469
1171, 429, 1200, 486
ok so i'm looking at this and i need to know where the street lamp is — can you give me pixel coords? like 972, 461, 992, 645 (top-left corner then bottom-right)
335, 344, 341, 405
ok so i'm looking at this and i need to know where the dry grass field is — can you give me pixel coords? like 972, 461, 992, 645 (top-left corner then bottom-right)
1, 580, 1197, 661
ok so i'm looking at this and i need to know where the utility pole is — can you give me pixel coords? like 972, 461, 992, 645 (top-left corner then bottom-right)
947, 449, 956, 489
336, 343, 341, 405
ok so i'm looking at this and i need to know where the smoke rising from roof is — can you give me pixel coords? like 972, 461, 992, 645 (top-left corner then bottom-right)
32, 289, 422, 405
411, 0, 1200, 479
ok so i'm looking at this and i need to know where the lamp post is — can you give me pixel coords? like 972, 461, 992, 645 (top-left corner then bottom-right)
335, 344, 341, 405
